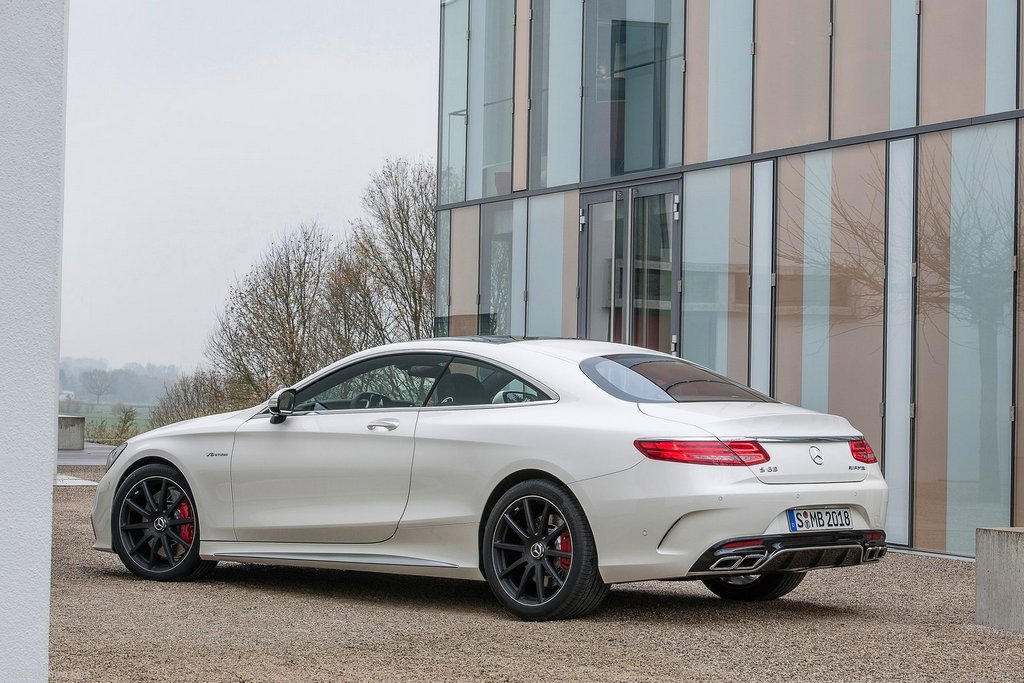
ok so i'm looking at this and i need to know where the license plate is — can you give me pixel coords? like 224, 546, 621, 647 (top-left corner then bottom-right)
787, 507, 853, 532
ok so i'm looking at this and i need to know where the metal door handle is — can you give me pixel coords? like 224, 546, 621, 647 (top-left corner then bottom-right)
366, 419, 400, 432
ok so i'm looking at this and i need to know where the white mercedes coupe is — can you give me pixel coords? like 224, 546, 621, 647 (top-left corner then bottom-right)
92, 338, 888, 620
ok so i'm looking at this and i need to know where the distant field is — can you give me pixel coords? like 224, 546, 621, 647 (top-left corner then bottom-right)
59, 400, 155, 440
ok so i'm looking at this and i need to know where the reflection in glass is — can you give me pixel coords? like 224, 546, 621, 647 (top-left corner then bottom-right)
631, 193, 673, 352
479, 200, 527, 336
448, 206, 480, 336
775, 143, 885, 465
529, 0, 583, 189
916, 122, 1014, 554
434, 211, 452, 337
985, 0, 1015, 114
582, 0, 683, 180
706, 0, 752, 159
439, 0, 469, 204
681, 165, 749, 381
466, 0, 514, 199
585, 199, 617, 342
890, 0, 917, 129
749, 160, 773, 394
526, 193, 567, 336
753, 0, 830, 152
884, 138, 914, 545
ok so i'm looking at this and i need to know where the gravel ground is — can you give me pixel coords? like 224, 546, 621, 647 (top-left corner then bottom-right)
51, 465, 1023, 682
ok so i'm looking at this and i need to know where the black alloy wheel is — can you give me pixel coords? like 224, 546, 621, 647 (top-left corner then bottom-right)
701, 571, 806, 601
111, 463, 217, 581
483, 479, 608, 621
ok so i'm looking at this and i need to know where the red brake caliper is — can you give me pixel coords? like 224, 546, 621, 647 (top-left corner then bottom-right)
558, 532, 572, 571
176, 500, 194, 543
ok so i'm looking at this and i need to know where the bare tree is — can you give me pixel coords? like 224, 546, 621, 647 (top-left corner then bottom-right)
165, 157, 438, 424
206, 222, 342, 405
80, 369, 116, 404
340, 157, 437, 347
149, 369, 233, 429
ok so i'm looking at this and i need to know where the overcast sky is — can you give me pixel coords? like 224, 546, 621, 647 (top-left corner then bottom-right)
61, 0, 439, 370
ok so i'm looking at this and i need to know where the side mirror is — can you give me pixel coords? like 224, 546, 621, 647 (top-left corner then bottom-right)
268, 388, 296, 423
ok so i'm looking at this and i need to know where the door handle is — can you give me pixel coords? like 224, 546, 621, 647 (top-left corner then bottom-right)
366, 418, 400, 432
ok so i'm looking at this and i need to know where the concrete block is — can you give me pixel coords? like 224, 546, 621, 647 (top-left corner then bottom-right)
57, 416, 85, 450
976, 527, 1024, 634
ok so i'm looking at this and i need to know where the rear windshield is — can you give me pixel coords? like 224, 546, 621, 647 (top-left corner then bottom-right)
580, 354, 774, 403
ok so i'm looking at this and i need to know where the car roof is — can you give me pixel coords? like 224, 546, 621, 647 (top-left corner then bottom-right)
375, 337, 670, 363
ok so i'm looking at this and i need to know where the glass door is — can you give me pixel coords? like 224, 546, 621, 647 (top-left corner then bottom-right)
580, 181, 680, 353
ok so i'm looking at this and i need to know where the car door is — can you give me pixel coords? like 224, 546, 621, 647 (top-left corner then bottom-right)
230, 353, 450, 544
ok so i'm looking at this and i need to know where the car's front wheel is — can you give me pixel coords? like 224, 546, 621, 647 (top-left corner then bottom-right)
482, 479, 609, 621
111, 463, 217, 581
701, 572, 806, 601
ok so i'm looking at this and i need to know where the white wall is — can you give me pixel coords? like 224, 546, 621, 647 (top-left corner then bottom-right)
0, 1, 69, 680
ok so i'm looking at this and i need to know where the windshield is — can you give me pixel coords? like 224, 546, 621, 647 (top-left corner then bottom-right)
580, 354, 774, 403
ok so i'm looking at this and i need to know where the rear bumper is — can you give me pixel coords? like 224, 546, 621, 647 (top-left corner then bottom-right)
685, 529, 887, 577
570, 458, 888, 584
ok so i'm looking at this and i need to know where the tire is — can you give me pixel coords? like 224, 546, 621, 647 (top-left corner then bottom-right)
111, 463, 217, 581
482, 479, 609, 621
701, 572, 806, 601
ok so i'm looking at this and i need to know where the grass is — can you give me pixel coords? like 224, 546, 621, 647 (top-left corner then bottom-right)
60, 400, 154, 442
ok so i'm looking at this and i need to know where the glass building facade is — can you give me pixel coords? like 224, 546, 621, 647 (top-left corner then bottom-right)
436, 0, 1024, 556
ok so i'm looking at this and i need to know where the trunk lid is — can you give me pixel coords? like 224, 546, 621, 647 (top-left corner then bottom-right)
637, 402, 868, 484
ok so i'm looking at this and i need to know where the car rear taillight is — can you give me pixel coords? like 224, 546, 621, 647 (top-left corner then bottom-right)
850, 439, 877, 464
634, 440, 770, 466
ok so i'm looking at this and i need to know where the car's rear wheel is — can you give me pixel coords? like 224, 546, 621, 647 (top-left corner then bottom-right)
111, 463, 217, 581
482, 479, 609, 621
701, 572, 806, 601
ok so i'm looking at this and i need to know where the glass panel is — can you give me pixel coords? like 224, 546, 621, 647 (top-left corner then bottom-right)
479, 199, 527, 336
529, 0, 583, 189
527, 193, 566, 336
749, 160, 773, 393
681, 165, 750, 381
512, 0, 531, 192
890, 0, 918, 129
951, 122, 1016, 548
799, 151, 832, 414
828, 143, 885, 478
439, 0, 469, 205
466, 0, 514, 200
753, 0, 830, 152
986, 0, 1016, 114
585, 199, 618, 341
613, 198, 627, 342
916, 122, 1014, 554
707, 0, 752, 159
919, 0, 986, 124
434, 211, 452, 337
631, 193, 673, 352
832, 0, 892, 138
449, 205, 480, 336
775, 143, 885, 448
884, 138, 914, 546
582, 0, 683, 180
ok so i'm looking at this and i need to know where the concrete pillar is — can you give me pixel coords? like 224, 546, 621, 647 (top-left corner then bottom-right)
976, 527, 1024, 635
0, 1, 69, 680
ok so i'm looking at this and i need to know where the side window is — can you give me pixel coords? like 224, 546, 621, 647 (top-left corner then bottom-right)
293, 354, 451, 411
426, 357, 550, 407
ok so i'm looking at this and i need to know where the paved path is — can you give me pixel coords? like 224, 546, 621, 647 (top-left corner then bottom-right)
50, 465, 1024, 683
57, 442, 110, 466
